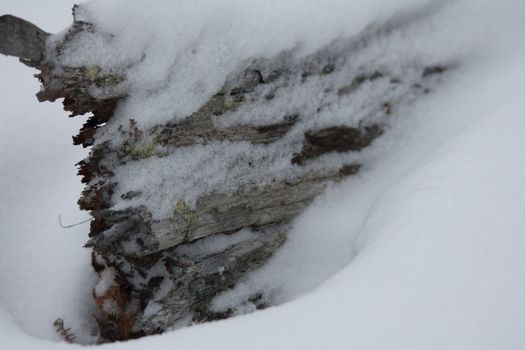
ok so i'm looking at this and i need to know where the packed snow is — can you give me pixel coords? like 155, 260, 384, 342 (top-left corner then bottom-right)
1, 0, 525, 349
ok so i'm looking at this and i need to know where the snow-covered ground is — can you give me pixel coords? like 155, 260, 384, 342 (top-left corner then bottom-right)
1, 0, 524, 349
0, 0, 97, 345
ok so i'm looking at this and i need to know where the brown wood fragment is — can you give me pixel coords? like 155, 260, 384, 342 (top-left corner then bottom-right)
292, 125, 383, 165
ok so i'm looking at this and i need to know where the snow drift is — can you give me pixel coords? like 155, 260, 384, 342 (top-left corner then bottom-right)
0, 0, 524, 349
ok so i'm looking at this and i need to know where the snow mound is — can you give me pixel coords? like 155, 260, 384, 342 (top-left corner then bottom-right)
0, 0, 525, 349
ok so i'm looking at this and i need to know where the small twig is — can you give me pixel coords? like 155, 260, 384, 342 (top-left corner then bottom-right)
53, 318, 76, 343
58, 214, 92, 229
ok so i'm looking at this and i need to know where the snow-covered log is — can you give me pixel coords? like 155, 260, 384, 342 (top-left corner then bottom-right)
0, 4, 450, 342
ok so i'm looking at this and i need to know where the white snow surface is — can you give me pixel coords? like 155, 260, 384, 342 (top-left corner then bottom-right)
1, 0, 525, 349
57, 0, 433, 127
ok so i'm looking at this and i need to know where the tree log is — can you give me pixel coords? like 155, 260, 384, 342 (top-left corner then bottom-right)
1, 9, 450, 342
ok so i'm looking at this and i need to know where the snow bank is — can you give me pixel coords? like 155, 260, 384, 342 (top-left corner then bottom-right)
1, 0, 525, 349
121, 11, 525, 346
210, 0, 525, 309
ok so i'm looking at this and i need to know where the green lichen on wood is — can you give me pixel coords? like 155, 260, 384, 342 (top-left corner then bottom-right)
83, 66, 123, 86
222, 95, 245, 112
122, 135, 159, 160
85, 66, 100, 81
175, 199, 198, 229
101, 74, 123, 84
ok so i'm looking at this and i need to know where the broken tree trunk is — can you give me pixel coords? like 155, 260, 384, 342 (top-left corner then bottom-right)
1, 8, 450, 342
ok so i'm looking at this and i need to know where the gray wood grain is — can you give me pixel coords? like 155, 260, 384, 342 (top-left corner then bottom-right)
0, 15, 49, 64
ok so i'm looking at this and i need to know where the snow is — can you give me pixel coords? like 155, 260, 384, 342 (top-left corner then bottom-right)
1, 0, 525, 349
94, 268, 117, 297
84, 1, 452, 220
0, 0, 97, 345
57, 0, 433, 127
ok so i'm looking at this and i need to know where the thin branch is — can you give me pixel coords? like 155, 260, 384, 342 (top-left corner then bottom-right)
58, 214, 92, 229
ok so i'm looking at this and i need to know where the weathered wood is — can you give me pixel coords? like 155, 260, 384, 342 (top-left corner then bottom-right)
93, 225, 286, 340
2, 10, 451, 343
86, 165, 359, 258
156, 111, 299, 147
292, 125, 383, 165
0, 15, 49, 64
